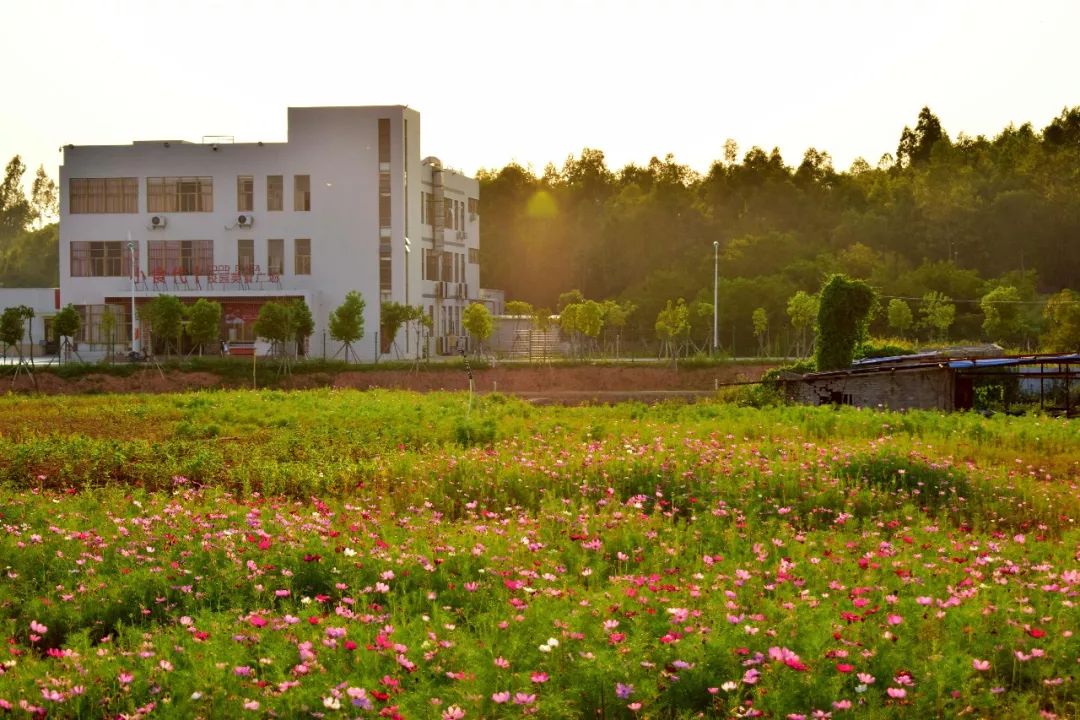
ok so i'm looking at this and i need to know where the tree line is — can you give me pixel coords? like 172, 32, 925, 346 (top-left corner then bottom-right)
0, 156, 58, 288
478, 106, 1080, 354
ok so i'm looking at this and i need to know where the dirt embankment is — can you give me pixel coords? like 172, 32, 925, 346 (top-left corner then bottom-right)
6, 363, 774, 400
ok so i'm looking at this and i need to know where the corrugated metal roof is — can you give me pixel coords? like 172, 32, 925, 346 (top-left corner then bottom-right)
797, 352, 1080, 381
949, 353, 1080, 369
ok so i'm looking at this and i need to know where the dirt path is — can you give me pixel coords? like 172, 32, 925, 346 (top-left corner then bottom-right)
7, 363, 774, 399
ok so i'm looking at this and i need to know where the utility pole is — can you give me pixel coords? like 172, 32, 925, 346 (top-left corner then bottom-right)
713, 240, 719, 355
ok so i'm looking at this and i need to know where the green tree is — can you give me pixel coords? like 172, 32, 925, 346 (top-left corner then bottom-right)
752, 307, 769, 356
0, 224, 58, 287
379, 301, 413, 357
558, 303, 581, 357
655, 299, 689, 362
29, 165, 58, 229
919, 291, 956, 342
328, 291, 366, 362
290, 299, 314, 357
186, 298, 222, 355
0, 156, 31, 244
980, 285, 1022, 344
557, 289, 585, 312
462, 302, 494, 355
143, 295, 184, 355
815, 274, 876, 371
886, 298, 914, 338
0, 306, 23, 355
786, 291, 818, 357
531, 307, 553, 362
99, 306, 116, 362
253, 302, 295, 371
504, 299, 533, 352
601, 299, 635, 357
53, 304, 81, 347
1042, 289, 1080, 352
896, 106, 949, 168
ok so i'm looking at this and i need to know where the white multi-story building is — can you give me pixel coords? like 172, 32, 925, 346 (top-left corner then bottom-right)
59, 105, 479, 359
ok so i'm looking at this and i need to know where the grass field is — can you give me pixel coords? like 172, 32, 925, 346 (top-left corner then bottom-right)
0, 389, 1077, 718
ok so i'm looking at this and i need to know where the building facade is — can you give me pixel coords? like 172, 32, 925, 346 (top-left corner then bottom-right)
59, 106, 479, 359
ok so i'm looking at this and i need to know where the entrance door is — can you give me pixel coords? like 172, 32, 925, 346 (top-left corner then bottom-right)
954, 375, 974, 410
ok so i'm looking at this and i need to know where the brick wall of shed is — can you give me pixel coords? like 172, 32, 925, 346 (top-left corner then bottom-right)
789, 368, 955, 411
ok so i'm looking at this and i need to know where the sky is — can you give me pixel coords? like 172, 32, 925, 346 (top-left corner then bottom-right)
2, 0, 1078, 191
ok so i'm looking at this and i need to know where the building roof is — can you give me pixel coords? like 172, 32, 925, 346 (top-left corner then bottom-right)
795, 351, 1080, 381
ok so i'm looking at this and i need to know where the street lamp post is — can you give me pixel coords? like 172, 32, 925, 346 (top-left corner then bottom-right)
127, 234, 138, 355
712, 240, 719, 355
403, 236, 411, 354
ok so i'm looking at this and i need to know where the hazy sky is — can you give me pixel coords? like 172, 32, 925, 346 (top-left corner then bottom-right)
2, 0, 1077, 189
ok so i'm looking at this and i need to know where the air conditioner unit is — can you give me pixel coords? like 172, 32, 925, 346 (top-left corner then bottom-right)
237, 214, 254, 228
149, 215, 167, 229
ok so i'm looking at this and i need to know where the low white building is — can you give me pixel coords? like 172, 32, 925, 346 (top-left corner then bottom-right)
0, 288, 59, 358
59, 105, 479, 359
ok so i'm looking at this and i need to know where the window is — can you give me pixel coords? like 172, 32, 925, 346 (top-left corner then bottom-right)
237, 239, 255, 274
423, 248, 438, 280
468, 247, 479, 264
69, 178, 138, 214
70, 241, 134, 277
378, 118, 391, 165
467, 197, 478, 217
294, 238, 311, 275
379, 189, 391, 229
147, 177, 213, 212
294, 175, 310, 211
76, 304, 130, 345
267, 175, 283, 211
444, 197, 455, 230
267, 238, 284, 275
147, 240, 213, 275
380, 247, 391, 293
440, 250, 452, 281
237, 175, 254, 212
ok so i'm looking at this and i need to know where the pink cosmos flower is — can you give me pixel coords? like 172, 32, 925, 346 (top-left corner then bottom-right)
29, 621, 47, 635
491, 692, 510, 704
886, 688, 906, 699
972, 659, 990, 671
513, 692, 536, 705
530, 672, 549, 683
442, 705, 465, 720
886, 614, 903, 626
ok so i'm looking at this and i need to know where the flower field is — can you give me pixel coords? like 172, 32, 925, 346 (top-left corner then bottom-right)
0, 389, 1077, 719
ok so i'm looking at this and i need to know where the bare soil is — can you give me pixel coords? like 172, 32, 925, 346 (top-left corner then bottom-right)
6, 363, 773, 402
